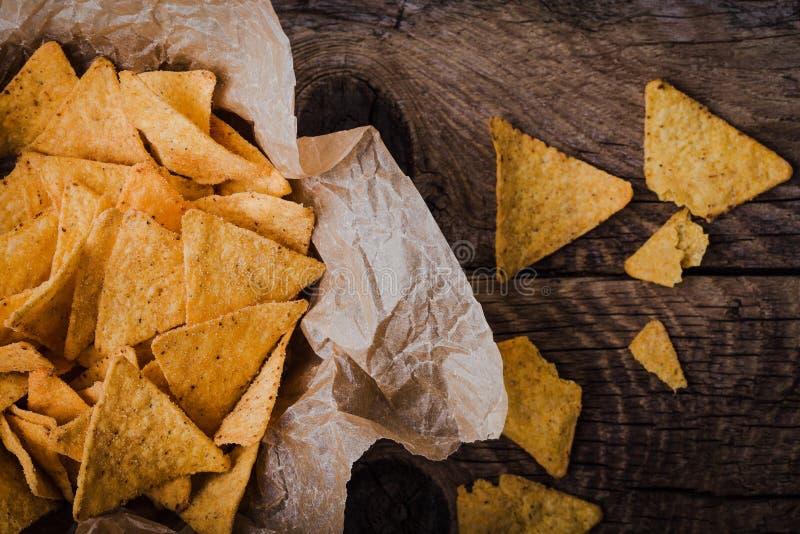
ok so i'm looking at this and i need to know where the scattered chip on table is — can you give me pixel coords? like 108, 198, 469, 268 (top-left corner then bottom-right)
628, 320, 687, 391
0, 209, 58, 298
0, 445, 60, 531
138, 70, 216, 134
27, 369, 90, 424
0, 157, 51, 234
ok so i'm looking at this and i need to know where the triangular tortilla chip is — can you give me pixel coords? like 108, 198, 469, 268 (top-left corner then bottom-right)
0, 209, 57, 298
182, 209, 324, 324
0, 342, 54, 373
212, 114, 290, 197
628, 320, 687, 391
75, 382, 103, 406
116, 163, 189, 232
644, 80, 792, 220
146, 476, 192, 513
52, 181, 106, 273
214, 331, 291, 446
64, 208, 123, 360
138, 70, 215, 133
73, 354, 229, 520
499, 337, 581, 478
0, 157, 51, 234
28, 369, 89, 424
0, 445, 60, 531
0, 413, 61, 500
160, 168, 213, 201
457, 474, 602, 534
624, 208, 708, 287
0, 41, 77, 157
490, 117, 632, 280
0, 373, 28, 411
0, 289, 34, 345
179, 443, 259, 534
48, 408, 92, 462
193, 193, 314, 254
152, 300, 307, 435
28, 57, 151, 165
95, 210, 185, 354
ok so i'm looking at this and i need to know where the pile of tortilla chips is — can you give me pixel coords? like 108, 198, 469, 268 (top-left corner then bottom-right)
0, 41, 325, 533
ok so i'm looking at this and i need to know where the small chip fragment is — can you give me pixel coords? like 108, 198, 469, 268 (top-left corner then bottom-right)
624, 208, 708, 287
628, 320, 687, 391
0, 209, 58, 298
28, 369, 90, 424
0, 445, 60, 532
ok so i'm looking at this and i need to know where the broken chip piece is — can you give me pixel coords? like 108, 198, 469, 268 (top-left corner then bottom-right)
628, 320, 687, 391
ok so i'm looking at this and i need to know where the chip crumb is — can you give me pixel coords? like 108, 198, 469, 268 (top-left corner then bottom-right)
628, 320, 688, 391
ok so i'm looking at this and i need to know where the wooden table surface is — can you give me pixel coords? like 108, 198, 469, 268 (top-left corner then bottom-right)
275, 1, 800, 532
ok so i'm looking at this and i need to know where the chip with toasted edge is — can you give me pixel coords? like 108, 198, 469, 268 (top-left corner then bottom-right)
0, 289, 34, 345
138, 70, 216, 133
70, 346, 137, 390
75, 344, 104, 369
0, 444, 60, 531
64, 208, 123, 360
153, 300, 307, 435
0, 373, 28, 412
95, 210, 185, 354
193, 193, 314, 254
645, 80, 793, 221
141, 360, 172, 397
0, 342, 54, 373
52, 181, 106, 273
212, 114, 291, 197
457, 474, 602, 534
116, 163, 189, 232
160, 167, 214, 201
629, 320, 687, 391
0, 41, 78, 158
498, 336, 581, 478
0, 414, 61, 500
48, 408, 92, 462
179, 443, 259, 534
490, 117, 633, 281
5, 411, 73, 501
73, 354, 229, 521
28, 369, 90, 424
0, 209, 57, 298
183, 209, 324, 324
624, 208, 708, 288
214, 331, 291, 446
28, 57, 151, 165
0, 158, 51, 234
146, 476, 192, 513
75, 382, 103, 406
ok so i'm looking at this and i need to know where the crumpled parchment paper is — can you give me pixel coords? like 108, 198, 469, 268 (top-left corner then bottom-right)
1, 1, 507, 532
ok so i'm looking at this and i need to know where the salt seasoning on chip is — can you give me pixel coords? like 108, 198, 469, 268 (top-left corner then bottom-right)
0, 445, 60, 531
644, 79, 792, 221
0, 209, 58, 299
629, 320, 687, 392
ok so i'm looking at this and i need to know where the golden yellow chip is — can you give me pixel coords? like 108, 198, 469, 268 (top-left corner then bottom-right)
0, 342, 53, 373
628, 320, 687, 391
0, 373, 28, 411
138, 70, 215, 133
193, 192, 314, 254
182, 209, 324, 324
28, 57, 151, 165
48, 408, 92, 462
457, 474, 602, 534
140, 360, 172, 397
75, 382, 103, 406
645, 80, 792, 220
0, 445, 60, 531
179, 443, 259, 534
52, 181, 106, 273
214, 331, 290, 446
146, 476, 192, 513
0, 41, 77, 158
0, 209, 57, 298
624, 208, 708, 287
490, 117, 632, 280
0, 158, 51, 234
160, 168, 213, 201
69, 346, 137, 390
498, 336, 581, 478
28, 369, 89, 424
0, 413, 61, 500
152, 300, 307, 435
212, 114, 291, 197
116, 163, 189, 232
73, 354, 229, 520
0, 289, 34, 345
95, 210, 185, 354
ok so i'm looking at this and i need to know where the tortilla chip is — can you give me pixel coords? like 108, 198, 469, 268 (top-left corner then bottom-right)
624, 208, 708, 287
193, 193, 314, 254
160, 168, 213, 201
498, 336, 581, 478
52, 181, 106, 273
116, 163, 189, 232
457, 474, 602, 534
0, 41, 77, 158
0, 414, 61, 500
0, 289, 34, 345
74, 382, 103, 406
179, 443, 259, 534
138, 70, 215, 133
628, 320, 687, 391
141, 360, 171, 396
644, 80, 792, 221
146, 476, 192, 513
182, 209, 324, 324
0, 373, 28, 412
0, 158, 51, 234
95, 210, 185, 354
153, 300, 307, 435
214, 332, 290, 446
0, 209, 57, 298
70, 346, 137, 390
73, 355, 229, 520
0, 342, 54, 373
212, 114, 290, 197
28, 369, 89, 424
64, 208, 123, 360
490, 117, 632, 280
28, 57, 150, 165
48, 408, 92, 462
0, 445, 60, 531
